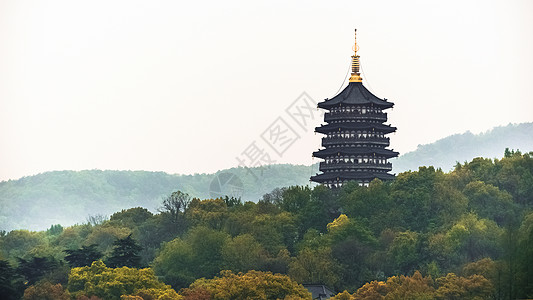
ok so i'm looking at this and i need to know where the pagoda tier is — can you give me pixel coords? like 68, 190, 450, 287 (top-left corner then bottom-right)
318, 81, 393, 110
312, 147, 399, 159
311, 171, 396, 183
311, 80, 398, 187
315, 122, 397, 135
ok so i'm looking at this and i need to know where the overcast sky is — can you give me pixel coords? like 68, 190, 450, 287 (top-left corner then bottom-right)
1, 0, 532, 181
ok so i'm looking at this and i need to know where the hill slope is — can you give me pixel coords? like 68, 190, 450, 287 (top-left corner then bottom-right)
1, 122, 531, 231
0, 164, 319, 231
392, 122, 533, 173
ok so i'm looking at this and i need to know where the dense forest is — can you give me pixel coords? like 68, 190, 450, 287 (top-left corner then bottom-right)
1, 150, 532, 299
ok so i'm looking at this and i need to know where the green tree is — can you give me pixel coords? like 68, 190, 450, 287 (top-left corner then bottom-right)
109, 207, 153, 229
106, 235, 142, 268
153, 226, 229, 289
221, 234, 264, 273
64, 244, 102, 268
387, 231, 420, 274
187, 198, 228, 230
0, 259, 24, 300
463, 181, 516, 225
516, 211, 533, 298
446, 213, 503, 263
288, 247, 341, 289
16, 256, 58, 285
152, 237, 195, 289
84, 224, 131, 255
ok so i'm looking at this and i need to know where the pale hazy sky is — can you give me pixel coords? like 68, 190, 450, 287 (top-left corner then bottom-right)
1, 0, 532, 181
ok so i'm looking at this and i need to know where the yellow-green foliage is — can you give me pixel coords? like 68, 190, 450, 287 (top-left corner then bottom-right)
180, 270, 312, 299
336, 271, 493, 300
67, 260, 180, 300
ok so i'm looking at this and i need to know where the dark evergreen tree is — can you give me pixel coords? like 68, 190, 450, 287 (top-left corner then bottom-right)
106, 234, 142, 268
16, 256, 58, 285
64, 244, 103, 268
0, 260, 24, 300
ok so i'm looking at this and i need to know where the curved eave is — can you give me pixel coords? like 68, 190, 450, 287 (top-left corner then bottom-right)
310, 172, 395, 183
312, 147, 399, 159
318, 82, 394, 109
315, 123, 397, 134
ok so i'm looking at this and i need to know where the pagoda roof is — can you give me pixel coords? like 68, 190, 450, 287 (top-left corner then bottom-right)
318, 82, 393, 109
313, 147, 399, 159
310, 171, 396, 183
315, 122, 396, 134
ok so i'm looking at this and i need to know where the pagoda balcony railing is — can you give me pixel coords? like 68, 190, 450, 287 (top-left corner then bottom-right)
324, 112, 387, 122
322, 137, 390, 146
319, 162, 393, 171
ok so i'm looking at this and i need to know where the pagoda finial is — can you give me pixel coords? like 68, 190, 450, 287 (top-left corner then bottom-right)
349, 29, 363, 83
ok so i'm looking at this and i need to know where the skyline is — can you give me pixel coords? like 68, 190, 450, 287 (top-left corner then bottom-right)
1, 0, 533, 181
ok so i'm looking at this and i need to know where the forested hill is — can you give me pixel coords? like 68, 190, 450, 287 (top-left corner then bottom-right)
393, 122, 533, 173
1, 122, 531, 231
0, 164, 319, 231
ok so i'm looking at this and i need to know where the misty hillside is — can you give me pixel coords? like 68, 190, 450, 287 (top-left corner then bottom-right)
0, 164, 319, 231
1, 122, 531, 232
392, 122, 533, 173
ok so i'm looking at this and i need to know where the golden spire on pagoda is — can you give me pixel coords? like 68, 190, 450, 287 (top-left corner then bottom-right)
349, 29, 363, 83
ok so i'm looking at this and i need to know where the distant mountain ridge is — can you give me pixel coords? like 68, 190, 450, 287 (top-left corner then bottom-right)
392, 122, 533, 173
1, 122, 531, 231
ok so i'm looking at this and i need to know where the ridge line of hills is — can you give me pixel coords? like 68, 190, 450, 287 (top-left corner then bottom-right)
1, 122, 531, 231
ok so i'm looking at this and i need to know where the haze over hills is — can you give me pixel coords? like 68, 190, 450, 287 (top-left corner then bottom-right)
392, 122, 533, 173
1, 122, 531, 232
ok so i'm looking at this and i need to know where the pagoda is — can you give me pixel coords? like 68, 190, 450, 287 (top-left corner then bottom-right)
311, 29, 399, 187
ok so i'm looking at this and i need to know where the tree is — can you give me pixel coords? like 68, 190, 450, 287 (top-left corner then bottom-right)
387, 231, 420, 274
288, 247, 341, 289
16, 256, 58, 285
152, 237, 196, 290
516, 211, 533, 298
351, 271, 434, 300
463, 181, 516, 226
180, 270, 311, 300
187, 198, 228, 230
47, 224, 63, 236
152, 226, 229, 289
86, 214, 108, 226
106, 235, 142, 268
0, 230, 48, 263
64, 245, 102, 268
67, 261, 180, 300
0, 259, 24, 300
160, 191, 191, 224
445, 213, 503, 263
109, 207, 153, 229
435, 273, 493, 300
221, 234, 264, 273
84, 224, 131, 254
249, 212, 298, 255
23, 282, 70, 300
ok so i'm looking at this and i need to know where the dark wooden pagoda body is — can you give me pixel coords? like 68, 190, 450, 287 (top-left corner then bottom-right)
311, 81, 398, 187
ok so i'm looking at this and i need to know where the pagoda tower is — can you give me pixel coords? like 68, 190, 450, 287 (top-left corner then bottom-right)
311, 29, 398, 187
